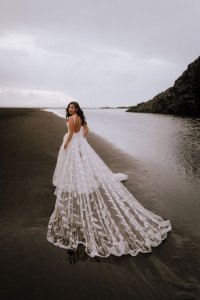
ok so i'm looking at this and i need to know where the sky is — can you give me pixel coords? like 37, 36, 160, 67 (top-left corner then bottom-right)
0, 0, 199, 108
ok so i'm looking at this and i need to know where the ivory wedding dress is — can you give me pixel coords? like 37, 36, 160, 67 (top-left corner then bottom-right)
47, 117, 172, 257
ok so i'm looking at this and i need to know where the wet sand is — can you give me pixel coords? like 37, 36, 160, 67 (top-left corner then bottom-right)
0, 108, 199, 300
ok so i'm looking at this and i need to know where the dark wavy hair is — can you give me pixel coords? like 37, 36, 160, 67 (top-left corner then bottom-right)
66, 101, 87, 125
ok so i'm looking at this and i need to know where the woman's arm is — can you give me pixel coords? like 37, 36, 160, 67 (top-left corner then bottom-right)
83, 123, 89, 138
64, 117, 74, 149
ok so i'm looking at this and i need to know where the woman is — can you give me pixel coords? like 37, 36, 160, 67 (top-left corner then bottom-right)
47, 101, 172, 257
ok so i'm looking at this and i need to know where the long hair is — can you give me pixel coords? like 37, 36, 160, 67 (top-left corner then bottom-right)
66, 101, 87, 126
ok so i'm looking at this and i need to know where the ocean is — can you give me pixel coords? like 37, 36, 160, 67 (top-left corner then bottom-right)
43, 108, 200, 235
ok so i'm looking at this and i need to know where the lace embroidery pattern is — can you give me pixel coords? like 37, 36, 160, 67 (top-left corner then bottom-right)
47, 127, 171, 257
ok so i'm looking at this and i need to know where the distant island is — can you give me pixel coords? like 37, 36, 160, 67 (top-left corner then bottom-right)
126, 56, 200, 117
117, 106, 130, 109
100, 106, 130, 109
100, 106, 112, 109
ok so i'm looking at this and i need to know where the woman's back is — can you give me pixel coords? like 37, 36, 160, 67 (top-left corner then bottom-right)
67, 115, 82, 133
73, 115, 82, 133
67, 114, 89, 137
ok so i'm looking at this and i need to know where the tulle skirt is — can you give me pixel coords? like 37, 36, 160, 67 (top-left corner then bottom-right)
47, 129, 171, 257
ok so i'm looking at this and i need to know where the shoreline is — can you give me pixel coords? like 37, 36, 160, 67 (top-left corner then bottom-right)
0, 108, 199, 300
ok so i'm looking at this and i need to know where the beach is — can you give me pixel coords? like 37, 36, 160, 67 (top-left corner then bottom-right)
0, 108, 199, 300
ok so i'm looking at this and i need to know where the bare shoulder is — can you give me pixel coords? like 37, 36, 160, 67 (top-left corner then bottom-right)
68, 116, 74, 122
66, 116, 75, 129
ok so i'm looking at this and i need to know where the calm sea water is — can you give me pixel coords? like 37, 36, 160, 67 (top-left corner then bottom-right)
44, 108, 200, 187
43, 108, 200, 234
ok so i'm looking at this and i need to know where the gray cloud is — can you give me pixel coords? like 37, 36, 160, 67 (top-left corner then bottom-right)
0, 0, 199, 107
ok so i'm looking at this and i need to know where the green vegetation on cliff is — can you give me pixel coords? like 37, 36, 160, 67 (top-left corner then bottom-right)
126, 56, 200, 116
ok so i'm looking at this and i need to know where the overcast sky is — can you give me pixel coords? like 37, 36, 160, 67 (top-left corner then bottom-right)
0, 0, 199, 108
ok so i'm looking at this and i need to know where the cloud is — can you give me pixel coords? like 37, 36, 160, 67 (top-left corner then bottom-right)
0, 0, 200, 107
0, 34, 46, 55
0, 87, 72, 107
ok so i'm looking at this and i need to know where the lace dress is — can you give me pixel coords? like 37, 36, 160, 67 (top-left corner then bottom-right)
47, 118, 172, 257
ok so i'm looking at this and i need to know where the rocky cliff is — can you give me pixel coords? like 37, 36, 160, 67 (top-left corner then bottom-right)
126, 56, 200, 116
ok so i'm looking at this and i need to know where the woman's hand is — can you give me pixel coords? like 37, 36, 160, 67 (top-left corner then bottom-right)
64, 143, 68, 149
83, 123, 89, 138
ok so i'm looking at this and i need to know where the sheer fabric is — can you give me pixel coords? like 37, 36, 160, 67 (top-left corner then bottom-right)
47, 125, 171, 257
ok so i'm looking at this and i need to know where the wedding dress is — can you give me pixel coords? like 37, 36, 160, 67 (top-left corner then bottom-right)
47, 117, 172, 257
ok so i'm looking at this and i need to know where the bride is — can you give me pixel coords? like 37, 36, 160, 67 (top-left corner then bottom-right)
47, 101, 172, 257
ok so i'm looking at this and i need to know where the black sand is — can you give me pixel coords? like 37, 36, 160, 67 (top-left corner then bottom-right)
0, 108, 199, 300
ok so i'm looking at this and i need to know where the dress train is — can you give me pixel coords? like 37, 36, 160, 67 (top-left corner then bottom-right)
47, 127, 171, 257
